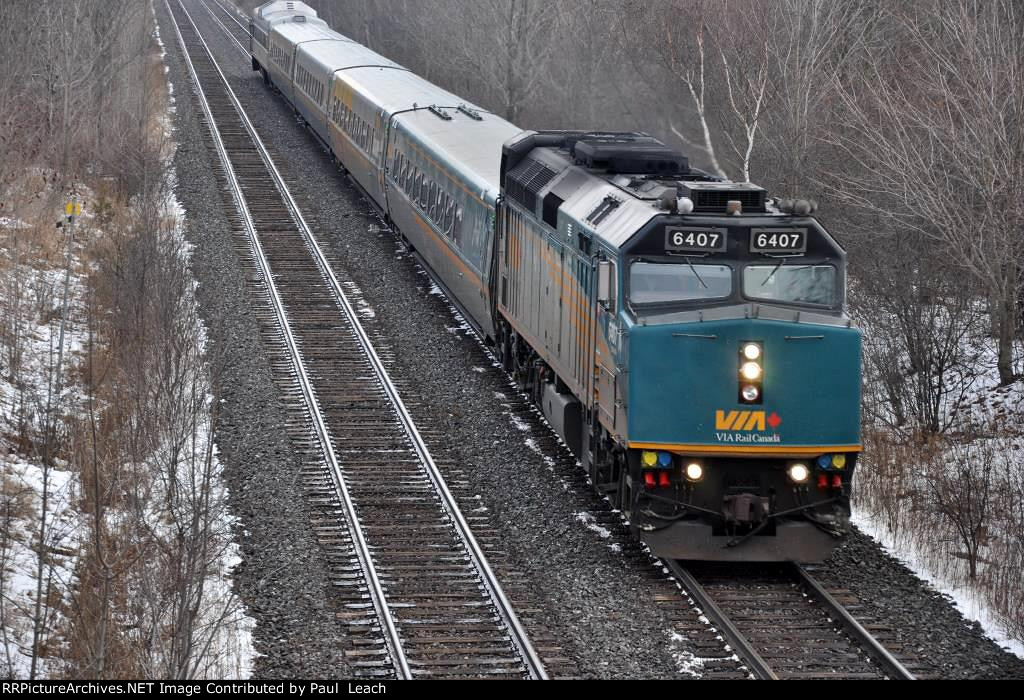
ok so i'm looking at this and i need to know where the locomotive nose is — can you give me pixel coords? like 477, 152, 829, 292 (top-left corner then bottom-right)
627, 319, 861, 452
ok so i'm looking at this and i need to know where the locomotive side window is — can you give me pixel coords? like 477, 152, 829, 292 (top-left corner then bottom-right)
629, 262, 731, 304
743, 264, 836, 307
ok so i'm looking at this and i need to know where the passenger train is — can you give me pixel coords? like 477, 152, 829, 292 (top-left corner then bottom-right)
249, 1, 862, 562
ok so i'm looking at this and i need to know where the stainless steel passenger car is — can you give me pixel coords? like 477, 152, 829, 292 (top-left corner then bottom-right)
249, 1, 326, 86
248, 1, 519, 337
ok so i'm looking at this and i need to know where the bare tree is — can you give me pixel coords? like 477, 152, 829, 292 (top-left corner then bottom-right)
545, 1, 623, 128
670, 25, 728, 179
830, 0, 1024, 385
853, 230, 987, 433
625, 3, 729, 178
444, 0, 559, 123
759, 0, 879, 197
928, 437, 998, 581
717, 22, 771, 183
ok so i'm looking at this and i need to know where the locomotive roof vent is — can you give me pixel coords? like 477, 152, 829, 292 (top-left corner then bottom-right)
678, 181, 767, 214
506, 157, 559, 214
569, 132, 689, 175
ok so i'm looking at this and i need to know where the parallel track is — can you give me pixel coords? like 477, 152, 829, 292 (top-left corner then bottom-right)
667, 560, 918, 680
165, 0, 548, 680
201, 0, 250, 50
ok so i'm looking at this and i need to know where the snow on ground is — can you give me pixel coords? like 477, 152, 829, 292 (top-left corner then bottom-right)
668, 631, 708, 677
0, 457, 80, 677
157, 25, 256, 674
573, 511, 621, 554
1, 193, 88, 677
850, 284, 1024, 658
0, 11, 256, 677
853, 513, 1024, 660
509, 415, 530, 432
340, 280, 376, 320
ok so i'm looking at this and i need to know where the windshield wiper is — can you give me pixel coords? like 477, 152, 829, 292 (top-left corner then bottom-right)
759, 254, 804, 287
684, 256, 708, 289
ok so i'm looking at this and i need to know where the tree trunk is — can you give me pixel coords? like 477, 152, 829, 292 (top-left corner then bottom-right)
996, 278, 1017, 385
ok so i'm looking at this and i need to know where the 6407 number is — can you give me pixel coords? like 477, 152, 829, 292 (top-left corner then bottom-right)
750, 228, 807, 253
666, 227, 727, 253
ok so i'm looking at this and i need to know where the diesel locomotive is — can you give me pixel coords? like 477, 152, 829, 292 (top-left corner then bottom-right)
249, 1, 862, 562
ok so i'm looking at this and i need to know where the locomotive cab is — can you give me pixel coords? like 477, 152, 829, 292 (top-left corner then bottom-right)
496, 130, 861, 562
616, 211, 861, 562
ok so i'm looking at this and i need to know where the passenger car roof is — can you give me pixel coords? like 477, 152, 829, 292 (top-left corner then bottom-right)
338, 67, 521, 195
300, 37, 403, 72
273, 20, 336, 45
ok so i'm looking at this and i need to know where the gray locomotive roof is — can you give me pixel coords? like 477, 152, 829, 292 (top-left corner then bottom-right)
560, 178, 660, 248
299, 37, 403, 74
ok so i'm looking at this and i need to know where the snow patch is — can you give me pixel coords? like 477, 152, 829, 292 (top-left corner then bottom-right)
0, 458, 80, 678
574, 511, 613, 539
669, 632, 708, 678
854, 513, 1024, 660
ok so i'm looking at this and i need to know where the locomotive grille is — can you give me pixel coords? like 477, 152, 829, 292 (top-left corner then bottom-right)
506, 158, 557, 214
690, 189, 766, 213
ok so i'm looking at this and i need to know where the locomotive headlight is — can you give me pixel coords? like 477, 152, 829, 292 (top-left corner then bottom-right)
740, 361, 762, 380
685, 462, 704, 482
641, 451, 658, 468
738, 342, 764, 404
787, 463, 811, 484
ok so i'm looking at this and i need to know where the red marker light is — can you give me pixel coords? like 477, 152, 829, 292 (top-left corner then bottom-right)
659, 472, 671, 488
644, 472, 657, 489
817, 475, 829, 490
832, 475, 843, 489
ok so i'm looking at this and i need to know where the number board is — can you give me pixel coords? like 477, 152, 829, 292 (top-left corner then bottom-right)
750, 228, 807, 254
665, 227, 727, 254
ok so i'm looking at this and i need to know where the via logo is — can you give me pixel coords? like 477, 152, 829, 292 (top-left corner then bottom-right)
715, 410, 782, 432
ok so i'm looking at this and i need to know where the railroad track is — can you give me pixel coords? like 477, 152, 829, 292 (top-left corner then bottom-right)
165, 0, 548, 679
667, 561, 920, 680
200, 0, 251, 48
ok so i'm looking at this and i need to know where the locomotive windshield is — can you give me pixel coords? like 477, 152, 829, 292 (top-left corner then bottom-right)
629, 262, 731, 304
621, 217, 847, 313
743, 264, 836, 307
